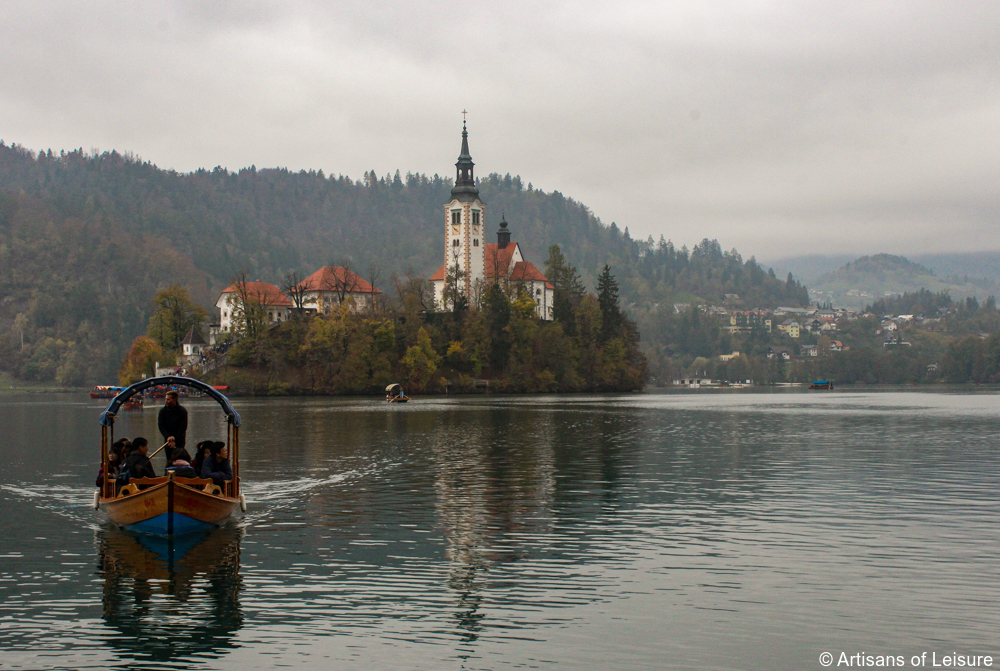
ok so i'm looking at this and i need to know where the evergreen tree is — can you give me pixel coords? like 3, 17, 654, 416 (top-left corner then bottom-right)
597, 264, 622, 342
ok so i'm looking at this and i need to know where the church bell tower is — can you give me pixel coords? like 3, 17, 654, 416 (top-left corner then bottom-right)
443, 116, 486, 301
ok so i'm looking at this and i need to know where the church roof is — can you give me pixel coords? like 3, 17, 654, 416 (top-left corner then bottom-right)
429, 264, 446, 281
220, 281, 292, 306
181, 327, 207, 345
450, 122, 481, 203
299, 266, 382, 294
510, 261, 555, 289
484, 242, 519, 279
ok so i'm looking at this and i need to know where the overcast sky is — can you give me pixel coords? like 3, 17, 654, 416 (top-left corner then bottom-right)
2, 1, 998, 260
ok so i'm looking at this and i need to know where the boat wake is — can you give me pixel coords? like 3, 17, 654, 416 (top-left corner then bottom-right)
0, 483, 103, 529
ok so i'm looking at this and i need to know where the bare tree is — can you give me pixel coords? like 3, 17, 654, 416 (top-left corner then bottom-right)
366, 262, 382, 314
282, 271, 310, 315
320, 259, 363, 310
229, 272, 269, 339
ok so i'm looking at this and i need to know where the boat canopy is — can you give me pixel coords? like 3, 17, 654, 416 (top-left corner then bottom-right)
385, 383, 404, 393
99, 376, 241, 427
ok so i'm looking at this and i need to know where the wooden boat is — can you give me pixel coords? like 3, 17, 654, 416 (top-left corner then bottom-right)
90, 385, 124, 399
123, 395, 143, 411
385, 383, 410, 403
96, 375, 244, 535
809, 380, 834, 390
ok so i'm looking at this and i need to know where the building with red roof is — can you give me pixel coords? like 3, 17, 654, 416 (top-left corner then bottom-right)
429, 123, 554, 320
216, 281, 292, 333
298, 265, 382, 314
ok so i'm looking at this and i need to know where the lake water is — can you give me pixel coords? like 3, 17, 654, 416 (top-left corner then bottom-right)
1, 390, 998, 670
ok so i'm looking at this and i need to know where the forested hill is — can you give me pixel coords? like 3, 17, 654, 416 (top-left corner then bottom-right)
0, 141, 808, 384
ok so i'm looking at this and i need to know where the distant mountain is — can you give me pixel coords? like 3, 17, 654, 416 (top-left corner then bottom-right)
768, 251, 1000, 289
808, 253, 999, 309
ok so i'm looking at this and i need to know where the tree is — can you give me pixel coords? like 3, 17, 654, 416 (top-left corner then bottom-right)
402, 327, 440, 390
282, 271, 311, 314
119, 336, 163, 385
147, 286, 209, 352
442, 261, 468, 313
597, 265, 623, 342
545, 244, 586, 330
227, 274, 270, 339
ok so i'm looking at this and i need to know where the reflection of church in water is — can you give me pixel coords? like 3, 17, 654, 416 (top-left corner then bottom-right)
429, 123, 555, 319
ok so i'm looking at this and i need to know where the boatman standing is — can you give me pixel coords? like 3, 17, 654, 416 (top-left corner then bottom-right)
158, 390, 188, 452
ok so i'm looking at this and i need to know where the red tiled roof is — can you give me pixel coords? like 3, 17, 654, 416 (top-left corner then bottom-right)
509, 261, 554, 289
220, 281, 292, 306
429, 264, 445, 281
299, 266, 382, 294
484, 242, 519, 279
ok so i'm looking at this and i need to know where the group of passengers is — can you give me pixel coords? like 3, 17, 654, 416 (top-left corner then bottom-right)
96, 390, 232, 492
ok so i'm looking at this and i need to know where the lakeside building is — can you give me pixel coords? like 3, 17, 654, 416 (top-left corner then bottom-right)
429, 123, 554, 319
298, 266, 381, 314
216, 281, 291, 333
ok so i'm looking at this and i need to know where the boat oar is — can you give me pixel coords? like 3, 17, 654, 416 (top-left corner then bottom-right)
148, 441, 171, 460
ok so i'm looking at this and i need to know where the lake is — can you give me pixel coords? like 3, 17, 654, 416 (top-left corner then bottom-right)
1, 389, 998, 670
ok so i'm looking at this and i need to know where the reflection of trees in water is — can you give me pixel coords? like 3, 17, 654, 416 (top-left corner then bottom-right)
98, 525, 244, 665
430, 407, 557, 645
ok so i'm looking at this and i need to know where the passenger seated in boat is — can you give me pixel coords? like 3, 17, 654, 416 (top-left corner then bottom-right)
123, 437, 156, 484
95, 438, 128, 487
200, 441, 233, 487
165, 447, 198, 479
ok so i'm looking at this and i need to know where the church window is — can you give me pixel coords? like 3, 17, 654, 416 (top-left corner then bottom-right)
472, 211, 480, 226
451, 210, 461, 226
452, 239, 460, 247
473, 239, 479, 247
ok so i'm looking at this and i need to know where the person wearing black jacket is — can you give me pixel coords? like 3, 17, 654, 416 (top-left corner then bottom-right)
124, 437, 157, 482
201, 441, 233, 487
158, 390, 188, 451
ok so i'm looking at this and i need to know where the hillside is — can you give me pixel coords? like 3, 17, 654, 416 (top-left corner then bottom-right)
808, 254, 998, 309
0, 141, 808, 384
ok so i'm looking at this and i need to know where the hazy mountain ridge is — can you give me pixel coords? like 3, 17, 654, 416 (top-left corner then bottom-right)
804, 253, 999, 309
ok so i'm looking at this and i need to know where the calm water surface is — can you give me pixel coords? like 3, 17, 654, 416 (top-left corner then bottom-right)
1, 390, 998, 670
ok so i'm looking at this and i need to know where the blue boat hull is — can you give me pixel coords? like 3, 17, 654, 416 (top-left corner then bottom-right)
125, 512, 217, 536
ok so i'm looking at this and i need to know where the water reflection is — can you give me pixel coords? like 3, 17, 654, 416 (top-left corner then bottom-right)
430, 407, 558, 646
99, 525, 244, 665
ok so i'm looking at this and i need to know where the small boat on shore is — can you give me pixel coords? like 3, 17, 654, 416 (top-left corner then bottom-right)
96, 375, 244, 535
386, 383, 410, 403
809, 380, 834, 390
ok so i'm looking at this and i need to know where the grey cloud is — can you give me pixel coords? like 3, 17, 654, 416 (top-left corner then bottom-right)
1, 1, 998, 258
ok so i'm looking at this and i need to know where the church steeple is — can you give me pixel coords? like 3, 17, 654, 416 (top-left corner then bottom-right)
451, 117, 480, 202
497, 212, 510, 249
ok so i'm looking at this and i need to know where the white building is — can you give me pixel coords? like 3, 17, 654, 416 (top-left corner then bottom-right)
298, 266, 381, 313
429, 123, 554, 319
216, 281, 291, 333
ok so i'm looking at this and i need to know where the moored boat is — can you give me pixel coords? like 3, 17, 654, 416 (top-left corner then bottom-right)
90, 385, 124, 399
809, 380, 834, 390
96, 376, 244, 535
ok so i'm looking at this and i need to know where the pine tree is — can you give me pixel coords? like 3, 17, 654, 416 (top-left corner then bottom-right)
597, 264, 622, 342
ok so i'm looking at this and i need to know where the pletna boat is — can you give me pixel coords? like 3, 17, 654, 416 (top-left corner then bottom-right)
809, 380, 834, 390
96, 376, 244, 535
385, 383, 410, 403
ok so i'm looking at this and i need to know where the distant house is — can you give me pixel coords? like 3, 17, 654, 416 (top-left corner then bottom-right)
673, 303, 691, 314
728, 310, 772, 334
800, 344, 818, 357
217, 281, 292, 333
298, 266, 382, 314
766, 346, 793, 360
778, 320, 801, 338
180, 327, 207, 365
718, 351, 742, 362
829, 340, 845, 352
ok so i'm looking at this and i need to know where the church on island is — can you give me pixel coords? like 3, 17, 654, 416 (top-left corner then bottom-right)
210, 122, 553, 334
429, 123, 554, 320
